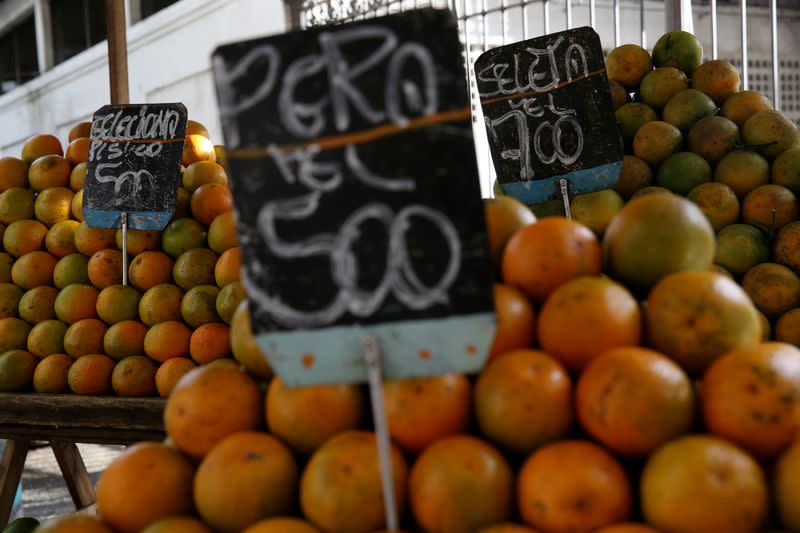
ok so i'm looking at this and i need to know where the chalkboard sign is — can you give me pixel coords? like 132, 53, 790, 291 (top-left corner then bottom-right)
83, 103, 188, 230
475, 27, 623, 204
212, 8, 495, 386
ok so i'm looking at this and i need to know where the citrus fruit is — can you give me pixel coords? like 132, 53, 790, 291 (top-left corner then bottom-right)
128, 251, 174, 291
690, 59, 741, 104
489, 283, 535, 359
569, 189, 624, 236
32, 516, 110, 533
54, 283, 98, 323
0, 317, 31, 353
4, 219, 47, 258
45, 220, 80, 257
208, 211, 237, 253
633, 120, 683, 166
0, 283, 22, 318
28, 155, 69, 191
771, 147, 800, 195
182, 161, 228, 192
173, 248, 217, 290
742, 109, 800, 160
144, 321, 191, 363
111, 355, 157, 397
18, 286, 57, 324
53, 254, 90, 289
181, 285, 220, 328
26, 319, 67, 359
141, 517, 212, 533
191, 183, 233, 226
662, 88, 717, 133
741, 262, 800, 318
87, 249, 124, 289
69, 162, 86, 191
609, 79, 630, 111
241, 518, 320, 533
182, 134, 216, 167
613, 155, 653, 200
63, 318, 107, 359
774, 441, 800, 530
774, 220, 800, 273
687, 182, 739, 232
639, 66, 688, 109
688, 115, 740, 164
96, 285, 141, 325
216, 280, 245, 324
484, 196, 536, 268
189, 322, 231, 364
162, 218, 207, 259
67, 353, 114, 395
0, 157, 28, 191
115, 229, 161, 256
714, 223, 770, 276
652, 30, 703, 75
32, 353, 72, 394
230, 300, 272, 379
74, 223, 116, 257
722, 90, 773, 129
0, 349, 36, 392
103, 320, 147, 361
0, 187, 34, 225
615, 102, 658, 145
34, 187, 73, 227
714, 150, 770, 199
154, 357, 196, 398
656, 151, 712, 195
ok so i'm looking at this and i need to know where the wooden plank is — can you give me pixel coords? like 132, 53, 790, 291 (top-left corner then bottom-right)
51, 441, 96, 510
105, 0, 129, 105
0, 439, 30, 527
0, 426, 164, 445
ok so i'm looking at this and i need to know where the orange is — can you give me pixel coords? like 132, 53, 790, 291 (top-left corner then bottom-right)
144, 321, 192, 363
569, 189, 624, 236
776, 309, 800, 347
772, 147, 800, 195
517, 440, 631, 533
0, 317, 32, 352
28, 154, 70, 191
27, 319, 67, 359
19, 286, 58, 324
162, 217, 208, 258
69, 162, 86, 191
703, 342, 800, 459
662, 88, 717, 134
652, 30, 703, 74
641, 435, 767, 533
139, 284, 184, 326
173, 248, 218, 290
65, 137, 90, 166
301, 431, 408, 533
215, 247, 241, 287
230, 300, 273, 379
631, 185, 674, 199
742, 109, 800, 160
155, 357, 196, 398
242, 518, 320, 533
715, 223, 770, 276
633, 121, 683, 167
12, 251, 58, 289
577, 346, 693, 457
613, 155, 653, 200
758, 310, 773, 341
592, 525, 660, 533
74, 222, 117, 256
32, 352, 72, 393
0, 283, 22, 318
129, 251, 174, 291
71, 189, 84, 221
690, 59, 740, 104
266, 376, 365, 455
172, 186, 191, 220
603, 193, 714, 292
4, 219, 47, 257
615, 103, 658, 146
741, 262, 800, 318
721, 90, 773, 129
609, 79, 630, 111
164, 364, 263, 458
484, 196, 536, 268
475, 349, 572, 454
183, 134, 216, 166
502, 217, 601, 303
216, 280, 245, 324
46, 220, 80, 257
605, 44, 652, 90
54, 283, 98, 323
208, 211, 237, 253
142, 517, 213, 533
63, 318, 108, 359
111, 355, 157, 397
383, 373, 471, 454
21, 133, 63, 163
115, 228, 161, 256
476, 525, 538, 533
68, 121, 91, 142
646, 271, 762, 375
53, 253, 90, 289
656, 151, 711, 196
181, 285, 221, 327
33, 515, 112, 533
0, 349, 36, 391
0, 156, 29, 190
182, 161, 228, 192
67, 353, 115, 395
774, 441, 800, 530
96, 441, 195, 533
87, 248, 124, 289
714, 150, 770, 199
686, 182, 739, 232
95, 284, 141, 325
0, 187, 34, 224
191, 183, 233, 226
638, 66, 688, 109
742, 184, 799, 231
194, 432, 298, 533
409, 435, 512, 533
688, 115, 740, 164
538, 276, 641, 372
489, 283, 535, 360
189, 322, 231, 364
186, 119, 210, 138
0, 253, 11, 283
214, 145, 227, 169
103, 320, 147, 360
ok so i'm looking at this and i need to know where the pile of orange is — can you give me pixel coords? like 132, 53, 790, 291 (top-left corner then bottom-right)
0, 120, 271, 398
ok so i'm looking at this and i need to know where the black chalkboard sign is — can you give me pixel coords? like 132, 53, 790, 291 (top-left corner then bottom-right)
475, 27, 623, 204
83, 103, 188, 230
212, 8, 496, 386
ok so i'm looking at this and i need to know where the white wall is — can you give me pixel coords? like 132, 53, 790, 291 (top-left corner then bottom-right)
0, 0, 286, 156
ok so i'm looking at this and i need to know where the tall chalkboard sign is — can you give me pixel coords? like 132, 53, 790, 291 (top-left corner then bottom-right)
475, 27, 623, 204
84, 103, 188, 230
212, 8, 496, 387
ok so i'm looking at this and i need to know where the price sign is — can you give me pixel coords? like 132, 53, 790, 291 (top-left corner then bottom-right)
475, 27, 623, 204
212, 8, 496, 387
83, 103, 188, 230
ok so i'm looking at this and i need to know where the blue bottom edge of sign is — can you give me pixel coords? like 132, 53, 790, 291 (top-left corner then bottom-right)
83, 208, 172, 230
256, 312, 497, 387
500, 160, 623, 205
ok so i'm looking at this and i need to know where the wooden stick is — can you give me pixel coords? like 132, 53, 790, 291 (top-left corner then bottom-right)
0, 439, 30, 526
105, 0, 129, 105
51, 441, 96, 510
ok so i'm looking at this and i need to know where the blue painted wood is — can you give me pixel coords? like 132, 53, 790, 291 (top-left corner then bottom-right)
499, 161, 624, 204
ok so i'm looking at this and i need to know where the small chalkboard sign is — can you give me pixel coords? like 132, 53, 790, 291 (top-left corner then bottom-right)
212, 8, 495, 387
83, 103, 188, 230
475, 27, 623, 204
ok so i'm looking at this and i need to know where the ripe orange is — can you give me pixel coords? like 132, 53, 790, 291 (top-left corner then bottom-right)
139, 284, 184, 326
54, 253, 90, 289
715, 223, 770, 276
87, 249, 124, 289
0, 349, 36, 391
144, 321, 191, 363
640, 435, 768, 533
216, 281, 245, 324
489, 283, 535, 360
301, 431, 408, 533
155, 357, 197, 398
27, 319, 68, 359
613, 155, 653, 200
775, 308, 800, 347
771, 147, 800, 195
593, 525, 660, 533
615, 102, 658, 146
639, 66, 688, 109
182, 161, 228, 192
230, 300, 272, 379
742, 109, 800, 160
96, 441, 195, 533
410, 435, 512, 533
164, 364, 263, 458
32, 353, 72, 394
69, 162, 86, 191
774, 441, 800, 530
189, 322, 231, 364
476, 525, 538, 533
688, 115, 740, 164
68, 122, 91, 142
65, 137, 90, 166
96, 284, 141, 324
183, 134, 216, 166
742, 184, 799, 231
741, 262, 800, 319
609, 79, 630, 111
173, 248, 218, 290
569, 189, 624, 236
54, 283, 98, 323
633, 121, 683, 166
686, 182, 739, 232
33, 515, 112, 533
111, 355, 157, 397
576, 347, 693, 456
484, 196, 536, 268
215, 247, 241, 287
71, 189, 84, 221
475, 349, 572, 454
0, 156, 28, 190
721, 90, 773, 129
46, 220, 80, 257
18, 285, 58, 324
0, 317, 32, 352
4, 219, 47, 258
502, 217, 601, 303
141, 517, 213, 533
208, 211, 237, 254
517, 440, 632, 532
21, 133, 63, 164
129, 251, 174, 291
28, 155, 70, 191
63, 318, 108, 359
605, 44, 653, 90
74, 222, 117, 257
67, 353, 115, 395
181, 285, 220, 327
191, 183, 233, 226
0, 187, 34, 224
0, 282, 22, 318
34, 187, 73, 227
690, 59, 740, 104
11, 251, 57, 289
0, 253, 11, 283
115, 228, 162, 256
714, 150, 770, 199
194, 432, 298, 533
103, 320, 147, 360
242, 518, 320, 533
